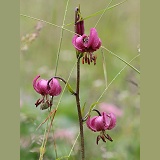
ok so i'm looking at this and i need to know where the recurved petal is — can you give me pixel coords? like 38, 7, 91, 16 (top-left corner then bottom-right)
86, 116, 97, 132
33, 75, 41, 93
48, 78, 62, 96
72, 35, 86, 52
36, 79, 48, 95
102, 112, 110, 130
87, 28, 101, 50
94, 115, 106, 131
107, 113, 116, 130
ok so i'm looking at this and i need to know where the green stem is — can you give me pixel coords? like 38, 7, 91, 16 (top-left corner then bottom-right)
102, 46, 140, 74
20, 14, 75, 35
55, 0, 70, 76
94, 0, 114, 28
54, 29, 64, 76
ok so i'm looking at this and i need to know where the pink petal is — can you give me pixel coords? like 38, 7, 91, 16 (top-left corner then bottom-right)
72, 35, 86, 52
33, 75, 48, 95
102, 112, 110, 130
94, 116, 106, 131
36, 79, 48, 95
87, 28, 101, 51
48, 78, 62, 96
107, 113, 116, 130
86, 116, 97, 132
33, 75, 41, 93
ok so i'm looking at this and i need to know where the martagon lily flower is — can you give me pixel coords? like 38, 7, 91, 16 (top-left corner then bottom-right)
73, 7, 101, 65
86, 109, 116, 144
72, 28, 101, 53
72, 28, 101, 65
33, 75, 62, 110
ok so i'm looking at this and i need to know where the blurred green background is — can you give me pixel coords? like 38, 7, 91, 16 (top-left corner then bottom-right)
20, 0, 140, 159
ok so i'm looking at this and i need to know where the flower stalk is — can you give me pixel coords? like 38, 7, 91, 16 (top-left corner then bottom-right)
74, 6, 85, 159
75, 55, 85, 160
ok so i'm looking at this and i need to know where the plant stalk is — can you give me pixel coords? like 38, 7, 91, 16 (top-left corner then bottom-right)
76, 57, 85, 160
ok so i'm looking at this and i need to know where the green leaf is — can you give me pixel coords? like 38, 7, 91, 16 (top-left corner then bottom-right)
81, 102, 86, 116
66, 83, 76, 95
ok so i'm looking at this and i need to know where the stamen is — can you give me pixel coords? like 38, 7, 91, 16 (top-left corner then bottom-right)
82, 57, 84, 64
96, 135, 101, 145
100, 135, 106, 143
85, 53, 88, 63
87, 57, 90, 65
49, 96, 53, 107
89, 52, 93, 61
35, 98, 44, 107
104, 132, 113, 142
92, 55, 97, 65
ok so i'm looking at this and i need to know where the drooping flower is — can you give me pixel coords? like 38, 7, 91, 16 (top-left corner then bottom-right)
86, 109, 116, 144
33, 75, 62, 109
73, 7, 101, 65
86, 111, 116, 132
72, 28, 101, 65
72, 28, 101, 53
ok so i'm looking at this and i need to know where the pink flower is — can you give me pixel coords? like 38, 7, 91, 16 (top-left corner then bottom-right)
86, 112, 116, 132
72, 28, 101, 65
86, 109, 116, 145
72, 28, 101, 53
33, 75, 62, 109
73, 7, 101, 65
33, 75, 62, 97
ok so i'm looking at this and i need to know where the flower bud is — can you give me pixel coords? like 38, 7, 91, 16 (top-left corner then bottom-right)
75, 7, 84, 36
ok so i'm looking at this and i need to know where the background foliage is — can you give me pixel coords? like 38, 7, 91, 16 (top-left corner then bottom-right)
20, 0, 140, 159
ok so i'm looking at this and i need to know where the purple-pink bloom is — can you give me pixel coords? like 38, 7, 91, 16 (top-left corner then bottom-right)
33, 75, 62, 97
86, 112, 116, 132
33, 75, 62, 109
72, 28, 101, 53
73, 7, 101, 65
